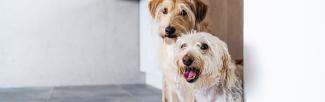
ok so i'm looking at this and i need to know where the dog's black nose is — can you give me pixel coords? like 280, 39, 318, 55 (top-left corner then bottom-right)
182, 55, 194, 66
165, 26, 176, 35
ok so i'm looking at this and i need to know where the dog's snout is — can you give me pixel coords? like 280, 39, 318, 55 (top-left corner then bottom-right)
165, 26, 176, 35
182, 54, 194, 66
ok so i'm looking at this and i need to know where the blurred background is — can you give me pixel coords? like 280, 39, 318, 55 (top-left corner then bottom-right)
0, 0, 143, 87
0, 0, 157, 101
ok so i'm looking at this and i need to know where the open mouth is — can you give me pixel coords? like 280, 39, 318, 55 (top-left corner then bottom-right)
183, 67, 200, 83
164, 34, 178, 38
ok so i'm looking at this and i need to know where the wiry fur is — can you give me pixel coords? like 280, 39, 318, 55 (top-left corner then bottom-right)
149, 0, 208, 44
148, 0, 208, 102
174, 31, 243, 102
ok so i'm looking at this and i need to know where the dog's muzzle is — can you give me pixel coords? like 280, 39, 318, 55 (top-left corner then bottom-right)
181, 54, 200, 83
165, 26, 176, 35
164, 26, 178, 38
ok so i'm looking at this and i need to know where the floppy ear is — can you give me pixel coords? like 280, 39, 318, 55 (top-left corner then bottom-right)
194, 0, 207, 22
220, 50, 238, 89
220, 51, 244, 101
148, 0, 163, 18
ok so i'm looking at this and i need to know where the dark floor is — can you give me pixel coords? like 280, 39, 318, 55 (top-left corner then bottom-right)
0, 84, 162, 102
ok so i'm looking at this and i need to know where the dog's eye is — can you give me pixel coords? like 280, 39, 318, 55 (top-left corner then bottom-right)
180, 10, 187, 16
200, 43, 209, 50
162, 8, 168, 14
181, 43, 187, 49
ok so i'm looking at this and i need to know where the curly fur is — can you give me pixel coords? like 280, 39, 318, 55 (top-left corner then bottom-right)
174, 31, 243, 102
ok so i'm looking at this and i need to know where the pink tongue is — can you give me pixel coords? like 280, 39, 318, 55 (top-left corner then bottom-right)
184, 70, 197, 80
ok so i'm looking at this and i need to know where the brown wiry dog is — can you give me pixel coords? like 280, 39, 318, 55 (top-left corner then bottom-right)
149, 0, 208, 44
148, 0, 208, 102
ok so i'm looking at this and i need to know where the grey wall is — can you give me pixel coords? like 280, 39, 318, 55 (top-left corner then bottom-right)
0, 0, 143, 87
140, 0, 162, 89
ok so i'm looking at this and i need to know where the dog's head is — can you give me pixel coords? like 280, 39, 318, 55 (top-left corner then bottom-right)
148, 0, 207, 43
175, 31, 238, 90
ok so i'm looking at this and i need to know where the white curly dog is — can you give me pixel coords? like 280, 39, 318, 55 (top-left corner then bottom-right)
174, 31, 243, 102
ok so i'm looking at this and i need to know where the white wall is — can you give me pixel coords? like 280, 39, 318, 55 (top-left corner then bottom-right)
0, 0, 143, 87
244, 0, 325, 102
139, 0, 163, 89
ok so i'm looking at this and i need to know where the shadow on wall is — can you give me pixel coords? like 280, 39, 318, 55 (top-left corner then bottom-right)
243, 44, 260, 96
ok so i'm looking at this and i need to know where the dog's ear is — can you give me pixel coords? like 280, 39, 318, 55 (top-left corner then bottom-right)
194, 0, 207, 22
220, 52, 243, 100
148, 0, 162, 18
220, 51, 239, 90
